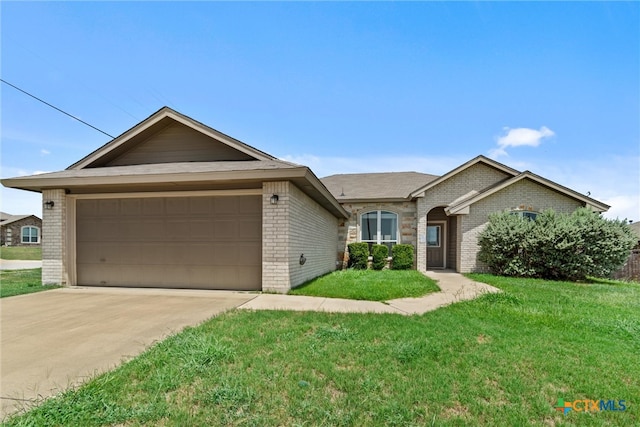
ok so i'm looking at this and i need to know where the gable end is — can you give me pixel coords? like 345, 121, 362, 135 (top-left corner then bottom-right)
102, 121, 256, 167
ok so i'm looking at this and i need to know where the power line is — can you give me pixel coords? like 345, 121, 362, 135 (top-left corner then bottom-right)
0, 78, 115, 139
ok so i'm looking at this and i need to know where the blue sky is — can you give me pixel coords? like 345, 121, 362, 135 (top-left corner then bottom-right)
2, 2, 638, 220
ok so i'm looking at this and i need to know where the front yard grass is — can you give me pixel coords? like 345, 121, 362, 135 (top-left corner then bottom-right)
0, 246, 42, 260
288, 269, 440, 301
5, 275, 638, 426
0, 269, 57, 298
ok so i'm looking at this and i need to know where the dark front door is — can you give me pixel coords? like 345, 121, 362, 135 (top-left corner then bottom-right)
426, 222, 445, 269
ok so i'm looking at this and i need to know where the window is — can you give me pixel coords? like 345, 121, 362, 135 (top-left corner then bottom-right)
21, 226, 39, 244
511, 210, 538, 220
426, 225, 441, 247
361, 210, 398, 251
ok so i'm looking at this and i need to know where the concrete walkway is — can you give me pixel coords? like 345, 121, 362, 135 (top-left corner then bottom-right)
238, 270, 499, 315
0, 260, 42, 270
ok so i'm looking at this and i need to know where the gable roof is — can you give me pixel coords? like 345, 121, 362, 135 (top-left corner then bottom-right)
69, 107, 276, 169
0, 214, 41, 227
445, 171, 610, 214
410, 155, 519, 198
321, 172, 439, 202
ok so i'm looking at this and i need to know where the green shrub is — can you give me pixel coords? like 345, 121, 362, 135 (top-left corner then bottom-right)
478, 208, 636, 281
371, 244, 389, 270
392, 244, 414, 270
348, 243, 370, 270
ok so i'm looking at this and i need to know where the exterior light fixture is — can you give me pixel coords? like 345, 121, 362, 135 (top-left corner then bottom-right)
270, 194, 279, 205
44, 200, 55, 210
299, 254, 307, 265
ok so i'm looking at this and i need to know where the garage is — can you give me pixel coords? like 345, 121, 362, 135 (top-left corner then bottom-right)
75, 195, 262, 290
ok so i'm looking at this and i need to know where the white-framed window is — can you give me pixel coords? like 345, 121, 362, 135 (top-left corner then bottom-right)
511, 210, 538, 220
21, 226, 40, 244
360, 210, 398, 251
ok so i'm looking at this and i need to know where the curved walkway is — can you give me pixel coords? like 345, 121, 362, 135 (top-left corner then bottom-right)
238, 270, 499, 315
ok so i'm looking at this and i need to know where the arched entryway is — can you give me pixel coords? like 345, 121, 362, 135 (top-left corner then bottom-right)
426, 207, 457, 270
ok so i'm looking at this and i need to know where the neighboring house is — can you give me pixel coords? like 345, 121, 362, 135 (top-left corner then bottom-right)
0, 212, 42, 246
2, 107, 609, 292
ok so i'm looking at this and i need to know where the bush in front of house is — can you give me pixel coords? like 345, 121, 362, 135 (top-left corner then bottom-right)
392, 244, 414, 270
348, 243, 370, 270
371, 244, 389, 270
478, 207, 636, 281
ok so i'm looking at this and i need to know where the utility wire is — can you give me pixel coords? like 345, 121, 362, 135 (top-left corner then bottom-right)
0, 78, 115, 139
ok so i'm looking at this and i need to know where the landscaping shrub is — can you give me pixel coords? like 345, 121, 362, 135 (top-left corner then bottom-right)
347, 243, 369, 270
478, 207, 636, 281
371, 244, 388, 270
391, 244, 414, 270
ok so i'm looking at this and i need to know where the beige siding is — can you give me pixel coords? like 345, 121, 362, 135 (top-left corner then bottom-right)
107, 122, 254, 166
458, 179, 584, 272
262, 181, 339, 293
338, 201, 417, 268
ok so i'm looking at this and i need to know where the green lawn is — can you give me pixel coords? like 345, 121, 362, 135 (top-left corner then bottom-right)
0, 246, 42, 260
0, 269, 57, 298
288, 269, 440, 301
4, 275, 638, 426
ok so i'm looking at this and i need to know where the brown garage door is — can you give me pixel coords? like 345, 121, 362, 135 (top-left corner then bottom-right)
76, 195, 262, 290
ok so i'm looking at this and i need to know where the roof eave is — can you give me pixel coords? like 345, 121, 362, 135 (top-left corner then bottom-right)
446, 172, 610, 214
334, 197, 412, 204
2, 167, 350, 219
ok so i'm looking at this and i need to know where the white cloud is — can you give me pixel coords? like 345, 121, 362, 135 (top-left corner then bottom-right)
489, 126, 555, 158
40, 149, 51, 156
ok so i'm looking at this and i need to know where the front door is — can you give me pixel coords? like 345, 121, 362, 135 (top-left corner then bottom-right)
426, 221, 446, 269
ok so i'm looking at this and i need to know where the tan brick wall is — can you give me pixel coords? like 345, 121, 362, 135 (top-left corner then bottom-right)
262, 181, 339, 293
42, 189, 68, 285
338, 201, 417, 268
416, 163, 512, 272
288, 183, 339, 288
262, 182, 291, 293
458, 179, 584, 272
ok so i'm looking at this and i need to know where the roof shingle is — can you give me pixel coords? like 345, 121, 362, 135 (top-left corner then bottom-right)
320, 172, 439, 201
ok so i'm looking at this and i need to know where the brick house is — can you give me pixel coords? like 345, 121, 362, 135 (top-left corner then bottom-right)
2, 107, 609, 292
0, 212, 42, 247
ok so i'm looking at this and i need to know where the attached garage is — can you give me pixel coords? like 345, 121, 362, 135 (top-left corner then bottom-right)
2, 107, 348, 292
75, 194, 262, 290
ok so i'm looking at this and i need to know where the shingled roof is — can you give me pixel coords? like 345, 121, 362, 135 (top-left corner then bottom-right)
321, 172, 439, 202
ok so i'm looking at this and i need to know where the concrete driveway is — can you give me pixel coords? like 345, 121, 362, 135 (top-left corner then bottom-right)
0, 287, 254, 419
0, 260, 42, 270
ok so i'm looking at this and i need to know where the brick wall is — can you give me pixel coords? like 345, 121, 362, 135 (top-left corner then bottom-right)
416, 163, 512, 272
288, 183, 339, 288
337, 201, 417, 268
262, 181, 339, 293
42, 189, 68, 285
458, 179, 583, 272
